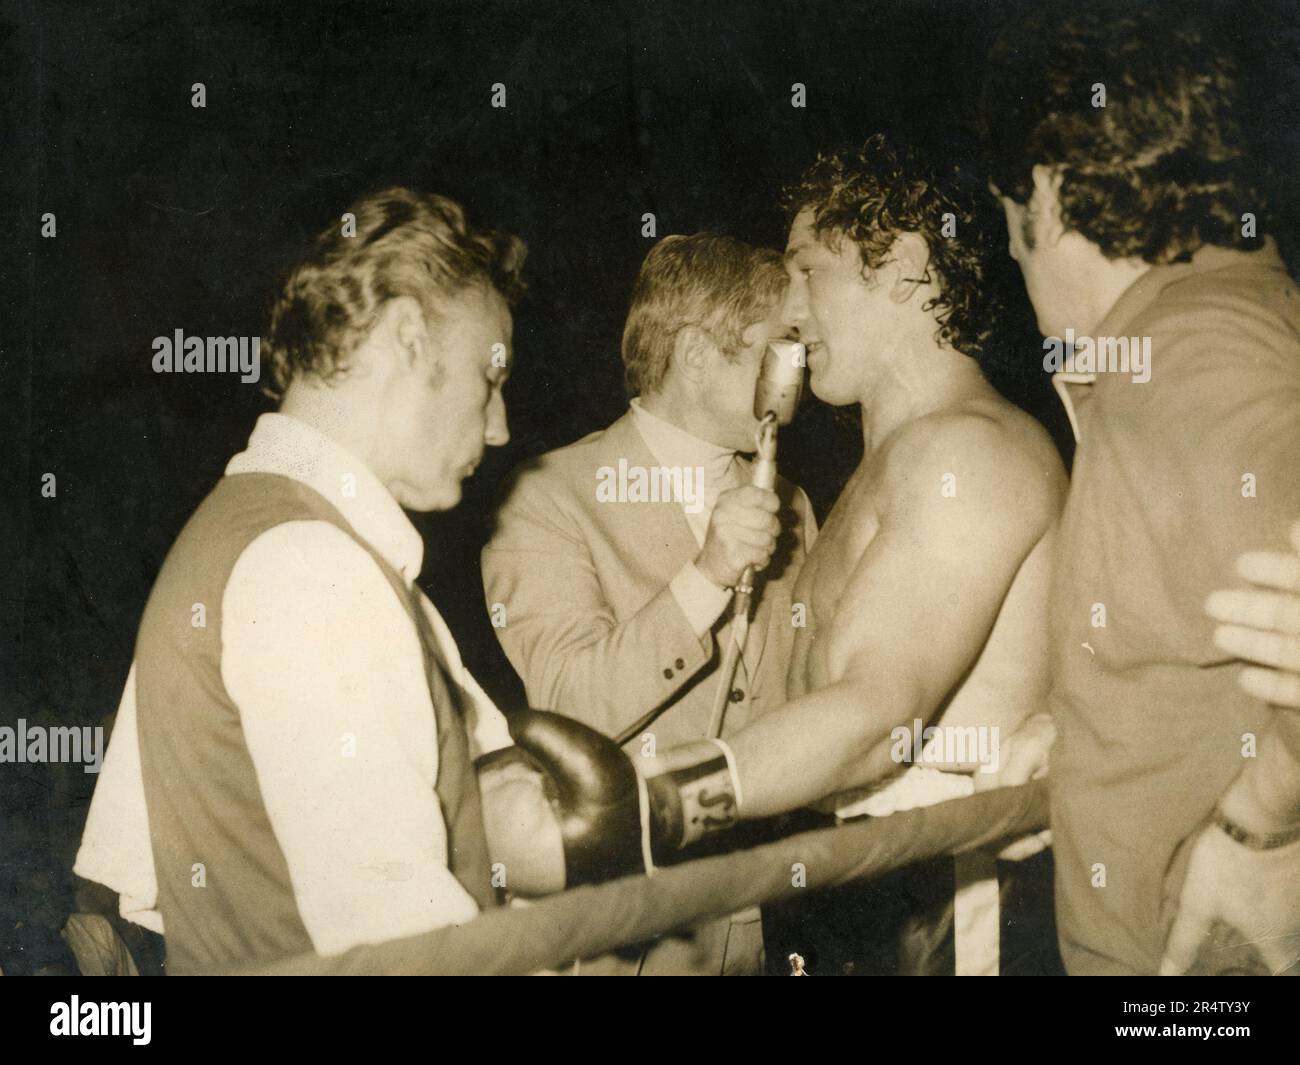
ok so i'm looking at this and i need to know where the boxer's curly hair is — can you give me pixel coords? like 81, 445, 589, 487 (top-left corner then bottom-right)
264, 188, 527, 398
980, 6, 1266, 264
785, 134, 999, 362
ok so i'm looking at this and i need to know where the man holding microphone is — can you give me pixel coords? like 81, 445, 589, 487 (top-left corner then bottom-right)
483, 233, 817, 974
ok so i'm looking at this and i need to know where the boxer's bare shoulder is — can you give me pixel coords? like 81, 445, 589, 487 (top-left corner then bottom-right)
790, 394, 1066, 746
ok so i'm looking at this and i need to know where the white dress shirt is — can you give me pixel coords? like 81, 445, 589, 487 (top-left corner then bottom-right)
629, 398, 743, 637
75, 412, 512, 954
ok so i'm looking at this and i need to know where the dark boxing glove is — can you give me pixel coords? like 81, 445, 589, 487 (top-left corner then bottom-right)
495, 709, 643, 887
489, 710, 744, 887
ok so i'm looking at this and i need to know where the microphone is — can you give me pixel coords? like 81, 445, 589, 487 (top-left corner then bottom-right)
734, 339, 805, 614
706, 339, 805, 739
753, 338, 806, 426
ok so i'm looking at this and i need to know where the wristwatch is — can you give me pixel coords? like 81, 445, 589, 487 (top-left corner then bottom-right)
1210, 808, 1300, 851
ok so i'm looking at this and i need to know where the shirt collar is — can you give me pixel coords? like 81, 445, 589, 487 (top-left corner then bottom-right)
1050, 239, 1288, 441
629, 397, 737, 486
225, 412, 424, 584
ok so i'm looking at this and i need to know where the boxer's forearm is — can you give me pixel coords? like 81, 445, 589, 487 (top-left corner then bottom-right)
727, 676, 907, 817
1218, 712, 1300, 834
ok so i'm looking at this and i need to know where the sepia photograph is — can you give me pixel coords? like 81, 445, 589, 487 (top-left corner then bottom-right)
2, 0, 1299, 1029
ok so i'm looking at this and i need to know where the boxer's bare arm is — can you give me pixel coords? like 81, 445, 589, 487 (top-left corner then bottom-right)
729, 413, 1064, 817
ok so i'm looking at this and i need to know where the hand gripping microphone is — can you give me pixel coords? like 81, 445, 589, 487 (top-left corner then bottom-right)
706, 339, 805, 739
732, 339, 806, 619
613, 340, 807, 750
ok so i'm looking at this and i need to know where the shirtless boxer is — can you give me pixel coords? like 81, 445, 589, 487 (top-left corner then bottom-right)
723, 136, 1065, 820
741, 136, 1066, 974
502, 141, 1067, 975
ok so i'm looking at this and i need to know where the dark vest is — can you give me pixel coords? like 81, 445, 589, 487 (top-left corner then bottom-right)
134, 472, 496, 975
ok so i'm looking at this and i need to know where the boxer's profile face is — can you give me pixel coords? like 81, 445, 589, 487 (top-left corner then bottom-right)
384, 285, 512, 511
782, 209, 884, 406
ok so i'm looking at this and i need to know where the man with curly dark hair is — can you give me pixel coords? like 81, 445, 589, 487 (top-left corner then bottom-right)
701, 134, 1067, 974
785, 134, 1004, 369
981, 6, 1300, 975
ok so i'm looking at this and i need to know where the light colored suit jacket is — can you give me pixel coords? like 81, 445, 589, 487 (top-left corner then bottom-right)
483, 410, 816, 750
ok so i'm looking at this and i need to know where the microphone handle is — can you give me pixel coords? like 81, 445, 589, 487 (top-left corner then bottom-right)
709, 420, 779, 739
732, 425, 779, 619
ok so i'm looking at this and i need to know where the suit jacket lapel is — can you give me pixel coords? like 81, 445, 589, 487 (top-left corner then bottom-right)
594, 412, 798, 701
596, 412, 703, 590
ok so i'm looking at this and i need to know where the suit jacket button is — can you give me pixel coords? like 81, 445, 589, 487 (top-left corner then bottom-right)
675, 658, 685, 670
664, 668, 674, 679
729, 688, 744, 703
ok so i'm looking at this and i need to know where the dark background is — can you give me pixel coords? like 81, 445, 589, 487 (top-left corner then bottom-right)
2, 0, 1297, 972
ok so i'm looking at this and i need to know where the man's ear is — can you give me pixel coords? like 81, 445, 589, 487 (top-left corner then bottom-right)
670, 324, 713, 384
737, 320, 762, 357
1029, 165, 1067, 247
389, 296, 436, 375
887, 231, 932, 305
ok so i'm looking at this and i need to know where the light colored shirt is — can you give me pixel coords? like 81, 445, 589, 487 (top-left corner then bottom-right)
75, 412, 512, 954
1048, 240, 1300, 974
629, 398, 742, 636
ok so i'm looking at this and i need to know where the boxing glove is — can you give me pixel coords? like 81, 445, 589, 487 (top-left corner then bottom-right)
490, 710, 744, 887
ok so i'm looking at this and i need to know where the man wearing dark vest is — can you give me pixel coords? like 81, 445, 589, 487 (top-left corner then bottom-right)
75, 189, 582, 973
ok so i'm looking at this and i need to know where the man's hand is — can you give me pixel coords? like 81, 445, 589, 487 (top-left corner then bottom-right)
695, 485, 780, 589
974, 712, 1054, 860
1160, 822, 1300, 975
974, 712, 1055, 792
478, 757, 566, 897
1206, 519, 1300, 708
